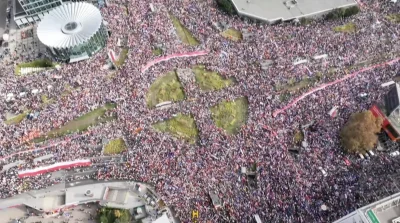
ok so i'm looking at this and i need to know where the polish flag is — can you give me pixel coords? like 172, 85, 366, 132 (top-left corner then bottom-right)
328, 106, 339, 118
18, 159, 91, 178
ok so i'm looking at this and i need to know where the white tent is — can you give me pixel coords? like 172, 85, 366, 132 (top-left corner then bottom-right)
2, 34, 9, 41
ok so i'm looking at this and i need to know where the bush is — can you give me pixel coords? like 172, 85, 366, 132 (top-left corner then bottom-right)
97, 208, 131, 223
216, 0, 236, 15
344, 6, 360, 17
326, 6, 359, 20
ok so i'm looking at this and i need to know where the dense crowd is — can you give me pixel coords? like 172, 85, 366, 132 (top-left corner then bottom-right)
0, 0, 400, 222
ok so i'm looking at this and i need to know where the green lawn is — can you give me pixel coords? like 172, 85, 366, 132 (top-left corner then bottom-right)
293, 130, 304, 145
386, 14, 400, 23
104, 138, 127, 155
15, 59, 55, 76
334, 22, 356, 33
4, 111, 30, 125
169, 14, 200, 46
115, 48, 129, 67
146, 71, 186, 108
193, 65, 235, 91
210, 97, 249, 135
220, 28, 243, 41
152, 48, 163, 56
153, 113, 199, 144
32, 103, 117, 143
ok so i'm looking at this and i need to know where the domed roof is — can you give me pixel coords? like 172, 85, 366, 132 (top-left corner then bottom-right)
37, 2, 103, 49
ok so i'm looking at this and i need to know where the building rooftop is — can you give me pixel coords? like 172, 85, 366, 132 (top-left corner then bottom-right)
230, 0, 357, 22
335, 191, 400, 223
37, 2, 103, 49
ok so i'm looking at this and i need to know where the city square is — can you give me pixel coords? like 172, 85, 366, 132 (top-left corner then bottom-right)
0, 0, 400, 222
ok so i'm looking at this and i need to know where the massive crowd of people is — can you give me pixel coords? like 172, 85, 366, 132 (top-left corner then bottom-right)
0, 0, 400, 222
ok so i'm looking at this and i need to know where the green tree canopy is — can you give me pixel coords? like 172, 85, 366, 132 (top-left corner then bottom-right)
98, 208, 131, 223
216, 0, 236, 15
340, 111, 383, 154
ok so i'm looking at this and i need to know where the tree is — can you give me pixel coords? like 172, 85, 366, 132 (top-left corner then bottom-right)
100, 215, 109, 223
216, 0, 236, 15
340, 111, 383, 154
97, 208, 131, 223
117, 210, 131, 223
326, 6, 360, 20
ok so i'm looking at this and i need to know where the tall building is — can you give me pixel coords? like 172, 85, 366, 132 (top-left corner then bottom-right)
18, 0, 62, 16
13, 0, 61, 28
13, 0, 104, 29
37, 2, 108, 62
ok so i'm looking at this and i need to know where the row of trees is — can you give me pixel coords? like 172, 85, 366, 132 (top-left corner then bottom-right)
326, 6, 360, 20
340, 111, 383, 154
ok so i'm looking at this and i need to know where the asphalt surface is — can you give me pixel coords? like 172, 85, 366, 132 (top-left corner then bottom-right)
0, 0, 7, 38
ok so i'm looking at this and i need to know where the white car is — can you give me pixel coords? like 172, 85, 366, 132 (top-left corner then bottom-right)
318, 167, 327, 177
390, 151, 400, 157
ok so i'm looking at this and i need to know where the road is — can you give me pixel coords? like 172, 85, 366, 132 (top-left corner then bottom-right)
0, 0, 7, 38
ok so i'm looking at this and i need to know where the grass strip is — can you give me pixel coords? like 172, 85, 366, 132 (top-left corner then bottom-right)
220, 28, 243, 41
115, 48, 129, 67
15, 59, 55, 76
32, 103, 116, 143
193, 65, 235, 91
169, 14, 200, 46
333, 22, 356, 33
104, 138, 127, 155
4, 110, 30, 125
153, 113, 199, 144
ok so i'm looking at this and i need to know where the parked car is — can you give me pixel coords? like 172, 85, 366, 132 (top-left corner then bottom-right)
390, 151, 400, 157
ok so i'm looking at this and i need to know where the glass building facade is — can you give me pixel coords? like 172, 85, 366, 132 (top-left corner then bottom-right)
48, 23, 108, 62
18, 0, 62, 16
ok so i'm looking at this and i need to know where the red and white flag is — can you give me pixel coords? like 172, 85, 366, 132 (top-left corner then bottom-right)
328, 106, 339, 118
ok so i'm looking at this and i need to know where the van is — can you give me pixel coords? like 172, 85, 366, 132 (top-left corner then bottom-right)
209, 191, 222, 210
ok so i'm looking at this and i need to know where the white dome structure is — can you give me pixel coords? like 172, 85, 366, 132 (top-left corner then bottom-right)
37, 2, 108, 62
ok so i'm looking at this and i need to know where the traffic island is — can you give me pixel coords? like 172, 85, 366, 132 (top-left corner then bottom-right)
192, 65, 235, 91
153, 113, 199, 144
146, 71, 186, 108
210, 97, 249, 135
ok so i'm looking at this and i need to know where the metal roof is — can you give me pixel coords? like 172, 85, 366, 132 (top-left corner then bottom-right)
231, 0, 358, 23
37, 2, 102, 49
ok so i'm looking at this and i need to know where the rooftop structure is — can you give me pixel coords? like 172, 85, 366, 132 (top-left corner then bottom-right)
13, 0, 62, 29
0, 180, 179, 223
371, 83, 400, 141
37, 2, 108, 62
230, 0, 358, 23
335, 191, 400, 223
18, 0, 62, 16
